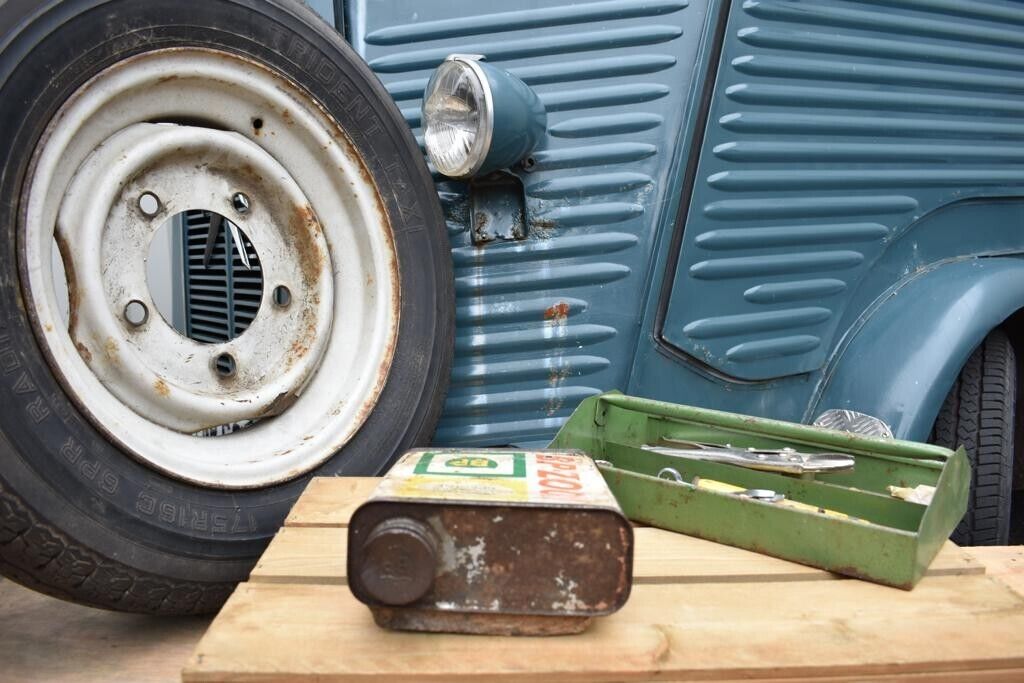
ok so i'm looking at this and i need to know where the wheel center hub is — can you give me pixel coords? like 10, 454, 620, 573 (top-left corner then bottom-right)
57, 123, 334, 433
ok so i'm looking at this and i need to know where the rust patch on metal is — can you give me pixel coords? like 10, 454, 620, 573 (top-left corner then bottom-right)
276, 203, 333, 372
528, 211, 557, 240
290, 203, 325, 289
289, 337, 311, 358
549, 366, 570, 388
75, 342, 92, 363
342, 171, 401, 433
264, 48, 400, 444
371, 608, 591, 636
348, 452, 633, 636
544, 301, 570, 321
237, 163, 264, 184
546, 394, 566, 416
103, 337, 119, 367
350, 503, 632, 635
53, 231, 80, 334
282, 300, 319, 374
153, 378, 170, 397
281, 108, 294, 126
261, 391, 299, 417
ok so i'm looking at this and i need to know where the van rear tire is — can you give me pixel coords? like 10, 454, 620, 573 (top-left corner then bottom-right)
930, 329, 1015, 546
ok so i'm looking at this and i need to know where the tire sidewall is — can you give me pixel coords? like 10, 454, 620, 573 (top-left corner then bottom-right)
0, 0, 450, 583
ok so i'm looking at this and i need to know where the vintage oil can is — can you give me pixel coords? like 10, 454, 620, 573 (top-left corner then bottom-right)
347, 448, 633, 635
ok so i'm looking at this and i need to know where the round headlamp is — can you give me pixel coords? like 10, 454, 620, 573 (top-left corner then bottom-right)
422, 55, 546, 179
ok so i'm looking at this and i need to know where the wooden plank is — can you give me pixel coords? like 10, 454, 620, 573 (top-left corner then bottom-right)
283, 477, 379, 528
182, 575, 1024, 682
251, 526, 983, 587
702, 672, 1024, 683
285, 478, 656, 529
251, 526, 346, 585
632, 532, 980, 584
965, 547, 1024, 598
274, 477, 983, 585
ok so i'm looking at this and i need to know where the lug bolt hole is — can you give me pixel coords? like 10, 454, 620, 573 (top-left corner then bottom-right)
273, 285, 292, 308
214, 353, 237, 379
138, 192, 161, 217
124, 300, 148, 327
252, 117, 264, 132
232, 192, 251, 215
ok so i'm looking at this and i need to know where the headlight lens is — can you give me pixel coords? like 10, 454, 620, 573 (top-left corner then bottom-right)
422, 56, 492, 178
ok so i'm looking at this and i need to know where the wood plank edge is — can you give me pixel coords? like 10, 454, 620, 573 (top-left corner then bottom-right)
248, 575, 347, 586
183, 662, 1024, 683
245, 565, 983, 588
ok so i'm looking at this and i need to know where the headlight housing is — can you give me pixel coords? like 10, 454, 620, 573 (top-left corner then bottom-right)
422, 55, 546, 179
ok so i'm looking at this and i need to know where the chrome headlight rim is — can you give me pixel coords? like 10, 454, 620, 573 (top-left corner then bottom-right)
423, 54, 495, 179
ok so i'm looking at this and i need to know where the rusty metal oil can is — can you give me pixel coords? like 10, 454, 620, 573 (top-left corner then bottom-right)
347, 448, 633, 636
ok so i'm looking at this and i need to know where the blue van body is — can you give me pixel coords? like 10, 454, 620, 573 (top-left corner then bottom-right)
329, 0, 1024, 447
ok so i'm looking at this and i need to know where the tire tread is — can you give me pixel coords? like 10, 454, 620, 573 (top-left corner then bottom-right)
0, 479, 233, 614
930, 330, 1016, 546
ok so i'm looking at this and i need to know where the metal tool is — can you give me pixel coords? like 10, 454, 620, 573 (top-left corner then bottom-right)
654, 459, 871, 527
739, 488, 786, 503
348, 448, 633, 636
643, 439, 855, 474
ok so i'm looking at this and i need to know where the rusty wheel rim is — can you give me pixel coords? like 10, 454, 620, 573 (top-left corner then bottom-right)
20, 49, 400, 488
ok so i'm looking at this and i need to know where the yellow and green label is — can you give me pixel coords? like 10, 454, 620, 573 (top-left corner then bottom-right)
372, 449, 620, 509
413, 451, 527, 478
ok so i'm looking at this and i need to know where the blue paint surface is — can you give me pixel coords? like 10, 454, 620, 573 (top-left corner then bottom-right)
306, 0, 335, 26
349, 0, 1024, 445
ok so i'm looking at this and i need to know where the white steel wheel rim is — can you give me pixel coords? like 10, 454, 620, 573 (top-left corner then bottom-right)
21, 48, 400, 488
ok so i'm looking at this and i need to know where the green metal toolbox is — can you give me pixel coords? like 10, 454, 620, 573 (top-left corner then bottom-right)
551, 393, 970, 589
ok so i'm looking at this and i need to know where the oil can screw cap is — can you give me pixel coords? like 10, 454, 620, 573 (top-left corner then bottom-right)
357, 517, 438, 606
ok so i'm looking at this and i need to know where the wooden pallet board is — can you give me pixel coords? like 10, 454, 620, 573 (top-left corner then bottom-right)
964, 547, 1024, 598
185, 577, 1024, 683
184, 477, 1024, 682
283, 477, 378, 528
252, 516, 983, 588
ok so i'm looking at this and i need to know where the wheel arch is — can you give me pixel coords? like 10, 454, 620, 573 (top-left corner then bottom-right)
810, 256, 1024, 442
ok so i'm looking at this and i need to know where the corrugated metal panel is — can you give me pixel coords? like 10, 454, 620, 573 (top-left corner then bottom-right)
351, 0, 711, 445
662, 0, 1024, 380
182, 211, 263, 348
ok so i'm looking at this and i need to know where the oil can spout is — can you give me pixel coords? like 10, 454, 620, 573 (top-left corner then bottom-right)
356, 517, 438, 606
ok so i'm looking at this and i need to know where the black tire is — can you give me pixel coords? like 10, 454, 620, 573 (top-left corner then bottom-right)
930, 329, 1016, 546
0, 1, 452, 613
